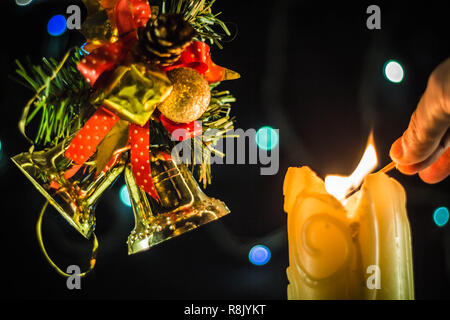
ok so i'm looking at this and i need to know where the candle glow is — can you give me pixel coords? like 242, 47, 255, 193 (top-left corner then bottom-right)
283, 134, 414, 300
325, 136, 378, 201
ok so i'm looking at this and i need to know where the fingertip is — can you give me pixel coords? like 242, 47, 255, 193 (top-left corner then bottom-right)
390, 138, 403, 162
418, 170, 448, 184
397, 164, 418, 175
418, 149, 450, 184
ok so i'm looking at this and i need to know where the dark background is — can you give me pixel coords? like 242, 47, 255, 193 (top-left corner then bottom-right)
0, 0, 448, 299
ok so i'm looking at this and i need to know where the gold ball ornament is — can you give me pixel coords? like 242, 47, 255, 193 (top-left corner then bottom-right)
157, 67, 211, 123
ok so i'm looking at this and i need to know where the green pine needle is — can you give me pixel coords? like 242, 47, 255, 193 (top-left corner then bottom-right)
191, 83, 236, 187
14, 48, 93, 148
161, 0, 231, 48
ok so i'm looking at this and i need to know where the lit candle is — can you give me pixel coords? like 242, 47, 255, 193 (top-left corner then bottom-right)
283, 138, 414, 300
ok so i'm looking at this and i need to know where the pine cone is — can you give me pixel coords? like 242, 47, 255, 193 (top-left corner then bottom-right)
135, 14, 196, 66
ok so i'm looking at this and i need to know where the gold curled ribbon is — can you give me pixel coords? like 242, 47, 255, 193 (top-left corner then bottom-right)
36, 201, 98, 278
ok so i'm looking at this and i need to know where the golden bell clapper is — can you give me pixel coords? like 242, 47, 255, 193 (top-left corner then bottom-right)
283, 136, 414, 300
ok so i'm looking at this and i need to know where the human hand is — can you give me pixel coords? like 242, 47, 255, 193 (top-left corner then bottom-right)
390, 58, 450, 183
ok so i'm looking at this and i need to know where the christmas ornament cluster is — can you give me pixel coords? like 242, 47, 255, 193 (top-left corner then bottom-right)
12, 0, 239, 277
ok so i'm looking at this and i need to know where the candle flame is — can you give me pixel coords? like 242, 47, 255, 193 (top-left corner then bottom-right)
325, 134, 378, 201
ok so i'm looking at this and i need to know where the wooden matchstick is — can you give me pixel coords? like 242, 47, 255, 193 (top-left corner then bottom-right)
344, 161, 397, 199
379, 161, 396, 174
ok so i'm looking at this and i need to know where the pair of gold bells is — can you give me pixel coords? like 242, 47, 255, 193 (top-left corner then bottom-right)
11, 64, 230, 257
12, 137, 229, 255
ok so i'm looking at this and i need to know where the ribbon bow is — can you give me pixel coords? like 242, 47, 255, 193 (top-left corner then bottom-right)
163, 40, 236, 84
65, 0, 231, 200
77, 0, 151, 87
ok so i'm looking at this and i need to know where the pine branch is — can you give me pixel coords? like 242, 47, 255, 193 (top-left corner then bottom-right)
200, 85, 235, 142
14, 48, 94, 148
191, 82, 236, 187
161, 0, 231, 48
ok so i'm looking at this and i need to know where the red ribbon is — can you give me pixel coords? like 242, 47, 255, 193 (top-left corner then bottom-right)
128, 122, 159, 199
160, 115, 202, 142
65, 108, 119, 164
115, 0, 151, 35
162, 41, 228, 83
77, 0, 151, 87
64, 107, 159, 199
67, 0, 225, 199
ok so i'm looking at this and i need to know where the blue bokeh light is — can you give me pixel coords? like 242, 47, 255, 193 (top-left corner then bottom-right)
80, 42, 90, 55
249, 245, 271, 266
120, 185, 132, 207
433, 207, 449, 227
47, 15, 67, 37
255, 126, 279, 151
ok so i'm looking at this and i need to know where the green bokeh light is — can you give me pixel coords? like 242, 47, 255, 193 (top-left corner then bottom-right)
255, 126, 279, 151
433, 207, 449, 227
120, 185, 131, 207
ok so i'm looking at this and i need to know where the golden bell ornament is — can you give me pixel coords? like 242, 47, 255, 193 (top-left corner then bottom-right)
125, 146, 230, 255
11, 137, 126, 239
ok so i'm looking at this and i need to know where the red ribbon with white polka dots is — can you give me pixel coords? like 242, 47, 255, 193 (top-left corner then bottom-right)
115, 0, 152, 35
128, 122, 159, 200
64, 106, 160, 200
65, 108, 120, 164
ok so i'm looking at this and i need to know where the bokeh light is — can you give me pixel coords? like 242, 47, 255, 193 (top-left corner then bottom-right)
15, 0, 34, 6
249, 245, 271, 266
120, 185, 132, 207
47, 15, 67, 37
80, 42, 90, 55
383, 60, 404, 83
433, 207, 449, 227
255, 126, 279, 151
0, 140, 3, 163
